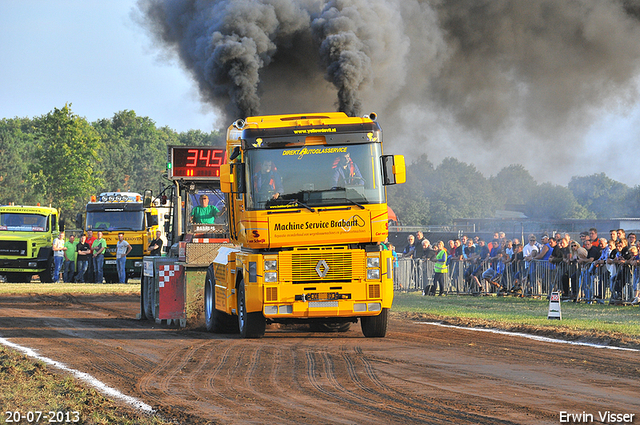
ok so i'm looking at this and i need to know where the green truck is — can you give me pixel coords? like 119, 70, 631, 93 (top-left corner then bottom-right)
0, 205, 63, 283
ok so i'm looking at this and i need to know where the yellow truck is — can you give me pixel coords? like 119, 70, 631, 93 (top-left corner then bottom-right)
0, 205, 62, 283
81, 192, 168, 282
206, 112, 406, 337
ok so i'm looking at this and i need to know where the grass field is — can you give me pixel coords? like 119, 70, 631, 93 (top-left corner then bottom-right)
392, 291, 640, 347
0, 283, 141, 296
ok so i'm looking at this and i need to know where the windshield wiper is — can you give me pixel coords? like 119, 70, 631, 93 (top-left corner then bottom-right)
342, 198, 365, 209
288, 200, 315, 212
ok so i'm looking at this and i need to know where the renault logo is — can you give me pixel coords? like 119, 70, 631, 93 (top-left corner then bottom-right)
315, 260, 329, 278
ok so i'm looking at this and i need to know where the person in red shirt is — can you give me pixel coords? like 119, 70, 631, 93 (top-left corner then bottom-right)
84, 229, 97, 282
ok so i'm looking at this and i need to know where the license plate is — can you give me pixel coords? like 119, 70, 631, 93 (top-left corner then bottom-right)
105, 260, 117, 265
306, 292, 338, 301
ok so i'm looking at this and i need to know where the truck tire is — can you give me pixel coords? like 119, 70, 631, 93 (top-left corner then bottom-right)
145, 275, 155, 319
204, 268, 217, 332
39, 257, 55, 283
140, 275, 147, 320
141, 275, 153, 320
360, 308, 389, 338
205, 267, 238, 333
237, 278, 265, 338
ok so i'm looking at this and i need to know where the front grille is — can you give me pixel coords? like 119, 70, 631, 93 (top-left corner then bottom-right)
0, 240, 28, 256
279, 248, 365, 283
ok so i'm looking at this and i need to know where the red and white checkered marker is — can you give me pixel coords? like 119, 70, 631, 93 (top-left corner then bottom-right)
548, 291, 562, 320
158, 265, 181, 288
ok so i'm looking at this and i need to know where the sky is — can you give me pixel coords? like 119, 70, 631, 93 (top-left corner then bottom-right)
2, 1, 640, 188
0, 1, 218, 132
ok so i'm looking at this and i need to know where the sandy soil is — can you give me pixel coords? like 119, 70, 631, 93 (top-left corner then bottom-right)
0, 293, 638, 424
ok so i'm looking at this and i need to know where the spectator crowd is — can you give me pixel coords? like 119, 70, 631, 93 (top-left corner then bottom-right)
388, 228, 640, 305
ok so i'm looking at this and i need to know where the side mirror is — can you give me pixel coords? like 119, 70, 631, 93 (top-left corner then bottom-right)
381, 155, 406, 185
59, 218, 66, 232
229, 146, 241, 161
220, 163, 246, 193
143, 189, 153, 208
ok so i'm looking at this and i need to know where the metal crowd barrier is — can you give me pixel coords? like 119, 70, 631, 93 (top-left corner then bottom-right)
394, 256, 637, 303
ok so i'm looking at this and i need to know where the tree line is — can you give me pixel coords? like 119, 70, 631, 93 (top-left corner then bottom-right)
0, 105, 224, 223
2, 105, 637, 225
387, 154, 640, 225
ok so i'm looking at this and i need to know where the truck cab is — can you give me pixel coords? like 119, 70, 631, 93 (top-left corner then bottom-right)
82, 192, 169, 282
0, 205, 62, 283
209, 112, 406, 338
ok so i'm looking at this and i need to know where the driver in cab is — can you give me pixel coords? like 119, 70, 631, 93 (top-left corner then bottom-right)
253, 160, 283, 202
332, 152, 363, 187
191, 194, 222, 224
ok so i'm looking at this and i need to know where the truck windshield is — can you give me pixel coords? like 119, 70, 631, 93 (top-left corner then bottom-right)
186, 187, 227, 234
86, 211, 144, 231
0, 213, 49, 232
246, 143, 384, 210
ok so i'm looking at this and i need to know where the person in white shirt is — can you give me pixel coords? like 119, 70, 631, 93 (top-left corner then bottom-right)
522, 234, 539, 291
522, 234, 539, 265
52, 232, 66, 283
116, 233, 132, 283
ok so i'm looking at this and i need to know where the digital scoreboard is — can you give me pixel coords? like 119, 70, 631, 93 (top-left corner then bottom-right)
168, 146, 226, 180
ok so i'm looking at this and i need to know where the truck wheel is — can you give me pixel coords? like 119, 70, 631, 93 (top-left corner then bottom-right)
205, 268, 216, 331
205, 267, 238, 334
39, 257, 55, 283
360, 308, 389, 338
146, 275, 156, 319
205, 267, 223, 333
237, 278, 265, 338
141, 275, 154, 320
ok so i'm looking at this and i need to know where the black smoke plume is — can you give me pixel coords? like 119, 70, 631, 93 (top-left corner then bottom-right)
138, 0, 640, 184
137, 0, 407, 120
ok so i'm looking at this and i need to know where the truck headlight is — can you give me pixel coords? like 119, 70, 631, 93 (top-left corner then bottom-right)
264, 260, 277, 271
265, 271, 277, 283
367, 257, 380, 268
367, 269, 380, 280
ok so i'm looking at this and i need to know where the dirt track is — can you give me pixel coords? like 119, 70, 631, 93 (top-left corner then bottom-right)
0, 293, 638, 424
